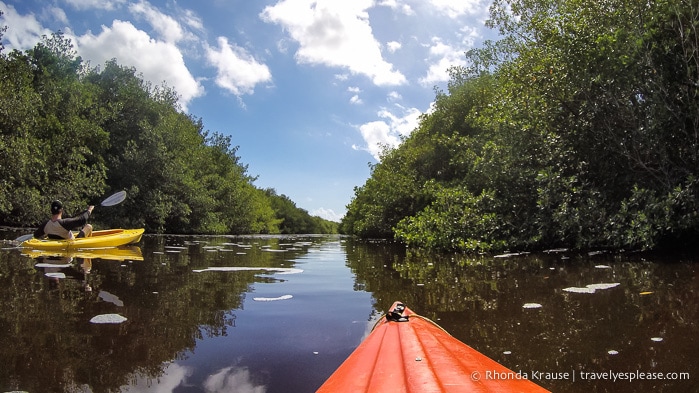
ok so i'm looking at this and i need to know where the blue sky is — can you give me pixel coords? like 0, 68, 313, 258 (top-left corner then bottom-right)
0, 0, 496, 222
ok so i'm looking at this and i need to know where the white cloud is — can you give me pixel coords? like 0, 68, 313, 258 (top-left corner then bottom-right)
379, 105, 422, 137
181, 9, 204, 31
312, 207, 343, 222
386, 40, 402, 53
128, 1, 185, 43
355, 120, 397, 160
429, 0, 489, 18
349, 88, 364, 104
64, 0, 127, 11
75, 20, 204, 110
356, 105, 422, 160
459, 25, 480, 46
377, 0, 414, 15
275, 38, 290, 54
349, 94, 363, 105
387, 91, 402, 101
0, 2, 53, 51
260, 0, 406, 86
419, 37, 469, 86
46, 6, 69, 25
205, 36, 272, 97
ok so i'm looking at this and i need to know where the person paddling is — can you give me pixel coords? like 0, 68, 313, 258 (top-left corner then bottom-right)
33, 200, 94, 239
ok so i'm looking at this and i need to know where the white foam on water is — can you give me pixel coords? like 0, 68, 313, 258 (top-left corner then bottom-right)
563, 287, 596, 294
253, 295, 293, 302
90, 313, 127, 324
494, 252, 530, 258
35, 263, 72, 268
192, 267, 303, 274
587, 283, 620, 290
99, 290, 124, 307
563, 283, 620, 294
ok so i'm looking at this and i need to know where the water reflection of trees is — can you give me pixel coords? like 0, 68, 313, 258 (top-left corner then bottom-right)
1, 235, 695, 393
345, 241, 698, 392
0, 235, 313, 393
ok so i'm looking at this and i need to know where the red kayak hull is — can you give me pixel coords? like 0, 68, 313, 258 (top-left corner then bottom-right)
317, 301, 549, 393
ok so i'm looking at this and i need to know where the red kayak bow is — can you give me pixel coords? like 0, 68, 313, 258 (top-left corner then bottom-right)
317, 301, 550, 393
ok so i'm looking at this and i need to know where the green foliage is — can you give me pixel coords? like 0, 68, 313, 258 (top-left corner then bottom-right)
266, 189, 338, 234
0, 31, 326, 234
343, 0, 699, 252
1, 34, 108, 225
394, 184, 507, 252
609, 178, 699, 250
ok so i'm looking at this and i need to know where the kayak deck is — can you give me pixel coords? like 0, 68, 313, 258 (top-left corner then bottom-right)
317, 301, 550, 393
21, 228, 144, 250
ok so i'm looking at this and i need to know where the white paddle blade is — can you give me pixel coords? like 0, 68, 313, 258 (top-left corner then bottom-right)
101, 190, 127, 207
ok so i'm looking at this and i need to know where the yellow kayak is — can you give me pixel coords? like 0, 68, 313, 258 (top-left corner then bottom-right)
21, 229, 144, 251
22, 246, 143, 261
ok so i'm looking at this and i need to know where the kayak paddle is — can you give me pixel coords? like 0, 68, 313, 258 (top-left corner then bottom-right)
13, 191, 128, 243
99, 190, 127, 207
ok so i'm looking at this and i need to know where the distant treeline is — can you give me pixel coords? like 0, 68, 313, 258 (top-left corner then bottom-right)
341, 0, 699, 252
0, 22, 337, 234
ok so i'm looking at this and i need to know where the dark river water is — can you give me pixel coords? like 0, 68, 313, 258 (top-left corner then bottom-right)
0, 230, 697, 393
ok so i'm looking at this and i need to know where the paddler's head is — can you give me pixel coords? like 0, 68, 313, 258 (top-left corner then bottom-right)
51, 200, 63, 215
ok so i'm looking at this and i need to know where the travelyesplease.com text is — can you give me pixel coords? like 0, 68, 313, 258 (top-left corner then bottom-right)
470, 369, 690, 383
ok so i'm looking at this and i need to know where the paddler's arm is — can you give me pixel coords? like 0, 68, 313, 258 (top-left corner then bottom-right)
59, 206, 94, 230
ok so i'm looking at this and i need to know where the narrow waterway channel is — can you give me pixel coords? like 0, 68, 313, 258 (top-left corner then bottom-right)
1, 231, 696, 392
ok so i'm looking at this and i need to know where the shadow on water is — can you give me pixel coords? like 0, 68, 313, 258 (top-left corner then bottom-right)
0, 229, 697, 392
